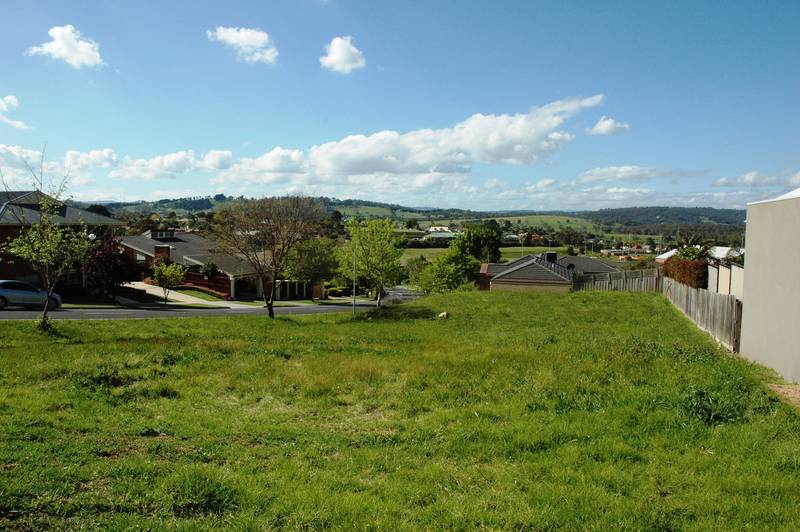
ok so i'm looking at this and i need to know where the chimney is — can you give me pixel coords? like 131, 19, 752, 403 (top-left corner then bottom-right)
545, 251, 558, 263
154, 245, 171, 262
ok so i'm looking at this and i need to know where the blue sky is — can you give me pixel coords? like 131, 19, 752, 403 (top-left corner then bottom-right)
1, 0, 798, 210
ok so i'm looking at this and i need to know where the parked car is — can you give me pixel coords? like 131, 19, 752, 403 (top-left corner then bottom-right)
0, 280, 61, 310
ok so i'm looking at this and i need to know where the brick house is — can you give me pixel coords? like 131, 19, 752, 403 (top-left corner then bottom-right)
0, 190, 123, 283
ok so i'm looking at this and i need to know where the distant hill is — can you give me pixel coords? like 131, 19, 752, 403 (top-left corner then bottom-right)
72, 196, 745, 231
580, 206, 745, 226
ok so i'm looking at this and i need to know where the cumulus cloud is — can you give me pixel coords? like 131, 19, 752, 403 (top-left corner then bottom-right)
0, 95, 30, 130
109, 150, 198, 180
199, 150, 233, 170
64, 148, 117, 170
214, 147, 306, 184
320, 36, 366, 74
28, 25, 103, 68
587, 115, 630, 135
713, 170, 780, 187
206, 27, 278, 64
788, 172, 800, 187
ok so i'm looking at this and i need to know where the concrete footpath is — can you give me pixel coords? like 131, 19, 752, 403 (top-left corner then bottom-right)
126, 282, 277, 309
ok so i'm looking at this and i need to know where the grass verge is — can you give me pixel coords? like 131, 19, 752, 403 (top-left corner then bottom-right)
0, 290, 797, 528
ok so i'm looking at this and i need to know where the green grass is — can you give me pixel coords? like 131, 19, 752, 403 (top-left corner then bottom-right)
1, 291, 798, 529
173, 289, 225, 302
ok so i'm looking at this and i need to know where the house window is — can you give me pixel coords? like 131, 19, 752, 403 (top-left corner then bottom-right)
136, 253, 146, 262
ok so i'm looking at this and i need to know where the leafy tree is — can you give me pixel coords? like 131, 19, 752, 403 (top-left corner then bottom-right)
3, 193, 96, 329
405, 218, 420, 230
85, 235, 142, 300
675, 232, 713, 260
413, 249, 479, 294
404, 255, 429, 280
451, 225, 502, 263
151, 261, 185, 305
339, 219, 403, 307
214, 196, 325, 318
285, 237, 338, 299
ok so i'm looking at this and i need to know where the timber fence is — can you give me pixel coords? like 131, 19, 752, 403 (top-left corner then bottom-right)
574, 268, 662, 292
661, 277, 742, 351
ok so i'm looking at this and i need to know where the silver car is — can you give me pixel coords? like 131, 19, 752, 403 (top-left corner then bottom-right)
0, 280, 61, 310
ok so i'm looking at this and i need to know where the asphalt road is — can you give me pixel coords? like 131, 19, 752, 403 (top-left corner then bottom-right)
0, 303, 368, 321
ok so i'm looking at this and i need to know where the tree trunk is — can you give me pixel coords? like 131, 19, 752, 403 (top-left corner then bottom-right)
376, 285, 383, 307
262, 276, 276, 319
267, 281, 276, 319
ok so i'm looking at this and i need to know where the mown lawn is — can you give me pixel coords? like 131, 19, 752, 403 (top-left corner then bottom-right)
1, 291, 799, 529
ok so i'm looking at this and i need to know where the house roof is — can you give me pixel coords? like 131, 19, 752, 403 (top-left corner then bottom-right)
555, 255, 620, 274
119, 230, 256, 277
656, 246, 740, 262
491, 255, 573, 284
0, 190, 123, 226
484, 254, 538, 275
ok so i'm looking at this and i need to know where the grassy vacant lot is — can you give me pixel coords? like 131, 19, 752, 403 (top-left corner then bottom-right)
1, 291, 799, 529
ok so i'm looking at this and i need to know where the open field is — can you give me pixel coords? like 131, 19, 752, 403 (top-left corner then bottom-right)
1, 291, 798, 529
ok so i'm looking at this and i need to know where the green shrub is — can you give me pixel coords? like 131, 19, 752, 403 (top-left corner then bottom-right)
162, 465, 240, 516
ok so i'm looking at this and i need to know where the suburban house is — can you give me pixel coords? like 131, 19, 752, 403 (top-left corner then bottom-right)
656, 246, 741, 264
551, 254, 620, 275
0, 190, 123, 283
119, 228, 259, 298
480, 253, 574, 292
740, 187, 800, 382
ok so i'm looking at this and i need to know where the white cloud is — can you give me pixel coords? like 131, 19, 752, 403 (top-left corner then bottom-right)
214, 147, 306, 184
199, 150, 233, 170
526, 179, 556, 193
587, 115, 630, 135
206, 27, 278, 64
788, 172, 800, 187
64, 148, 117, 170
108, 149, 236, 180
0, 95, 30, 130
308, 95, 603, 179
320, 36, 366, 74
579, 165, 659, 182
713, 170, 780, 187
109, 150, 198, 180
28, 25, 103, 69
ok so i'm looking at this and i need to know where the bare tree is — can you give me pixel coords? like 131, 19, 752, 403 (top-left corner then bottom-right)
213, 196, 325, 318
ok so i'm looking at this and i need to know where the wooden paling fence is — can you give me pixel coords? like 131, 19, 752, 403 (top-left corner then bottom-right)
575, 268, 662, 292
662, 277, 743, 352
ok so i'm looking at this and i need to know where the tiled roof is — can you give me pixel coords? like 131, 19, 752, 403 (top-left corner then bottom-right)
0, 191, 122, 226
484, 254, 538, 275
556, 255, 620, 274
119, 231, 255, 277
492, 255, 573, 284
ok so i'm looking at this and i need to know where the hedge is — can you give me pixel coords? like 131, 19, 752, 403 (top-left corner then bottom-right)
662, 257, 708, 288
